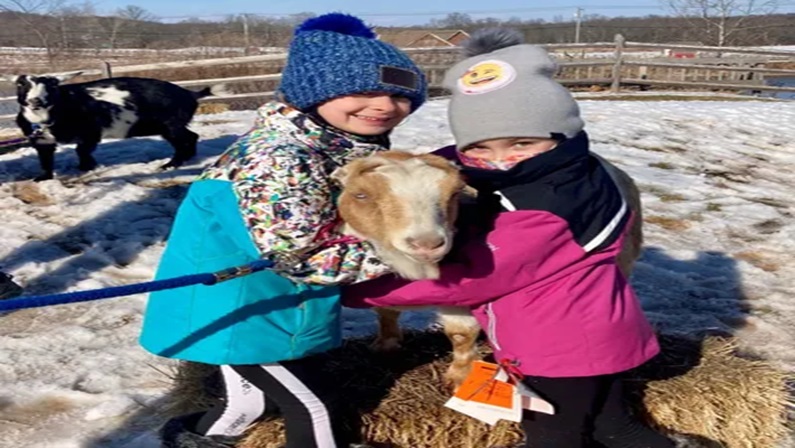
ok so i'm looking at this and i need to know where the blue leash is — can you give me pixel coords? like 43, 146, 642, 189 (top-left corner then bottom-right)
0, 259, 274, 312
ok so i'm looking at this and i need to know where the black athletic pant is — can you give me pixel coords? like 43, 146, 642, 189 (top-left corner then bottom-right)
194, 356, 358, 448
521, 374, 675, 448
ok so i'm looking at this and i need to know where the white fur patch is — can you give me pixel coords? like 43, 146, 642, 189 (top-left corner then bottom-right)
101, 108, 138, 139
377, 158, 449, 243
22, 106, 52, 124
87, 87, 138, 139
26, 80, 47, 104
22, 79, 52, 124
87, 87, 129, 107
365, 157, 455, 280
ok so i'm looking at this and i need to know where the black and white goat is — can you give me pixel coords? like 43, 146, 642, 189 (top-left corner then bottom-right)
1, 71, 226, 181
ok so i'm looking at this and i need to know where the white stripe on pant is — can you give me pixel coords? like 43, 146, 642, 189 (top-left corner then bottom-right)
203, 365, 268, 436
198, 360, 343, 448
259, 364, 337, 448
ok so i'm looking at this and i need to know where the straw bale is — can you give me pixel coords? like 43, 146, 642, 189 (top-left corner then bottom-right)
196, 102, 230, 115
160, 332, 792, 448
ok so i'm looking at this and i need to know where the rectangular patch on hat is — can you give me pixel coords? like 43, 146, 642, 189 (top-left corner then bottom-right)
380, 66, 419, 91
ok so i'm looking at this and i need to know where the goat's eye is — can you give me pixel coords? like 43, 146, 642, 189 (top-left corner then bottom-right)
354, 192, 368, 200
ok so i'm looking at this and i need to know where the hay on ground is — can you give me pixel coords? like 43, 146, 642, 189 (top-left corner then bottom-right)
197, 102, 230, 115
160, 332, 793, 448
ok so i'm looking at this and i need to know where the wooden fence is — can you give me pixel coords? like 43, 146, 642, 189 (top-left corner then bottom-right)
1, 36, 793, 125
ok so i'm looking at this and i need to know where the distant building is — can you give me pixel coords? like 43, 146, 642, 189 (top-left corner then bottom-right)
664, 41, 705, 58
376, 29, 470, 48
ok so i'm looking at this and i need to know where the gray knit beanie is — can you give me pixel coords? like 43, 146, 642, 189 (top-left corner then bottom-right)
443, 29, 584, 150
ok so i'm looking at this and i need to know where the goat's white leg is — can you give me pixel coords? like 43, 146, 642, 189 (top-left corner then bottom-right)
372, 308, 403, 351
438, 306, 481, 389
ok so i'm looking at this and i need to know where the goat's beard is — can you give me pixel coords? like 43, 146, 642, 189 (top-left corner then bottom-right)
340, 223, 442, 280
386, 228, 454, 280
374, 245, 441, 280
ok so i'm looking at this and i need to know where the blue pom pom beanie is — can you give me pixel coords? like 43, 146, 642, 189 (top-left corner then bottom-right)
278, 13, 427, 112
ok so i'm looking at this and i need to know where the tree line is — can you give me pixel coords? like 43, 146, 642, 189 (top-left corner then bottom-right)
0, 1, 792, 57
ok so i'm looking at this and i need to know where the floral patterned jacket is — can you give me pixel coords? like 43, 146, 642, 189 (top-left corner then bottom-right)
200, 101, 390, 284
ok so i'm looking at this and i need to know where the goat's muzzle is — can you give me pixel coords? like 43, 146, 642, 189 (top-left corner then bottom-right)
403, 233, 449, 263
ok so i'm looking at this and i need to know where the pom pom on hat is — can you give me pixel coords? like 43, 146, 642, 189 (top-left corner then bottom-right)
294, 12, 377, 39
462, 28, 525, 57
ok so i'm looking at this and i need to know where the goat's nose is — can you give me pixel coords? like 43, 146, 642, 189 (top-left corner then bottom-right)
406, 234, 446, 251
28, 98, 43, 107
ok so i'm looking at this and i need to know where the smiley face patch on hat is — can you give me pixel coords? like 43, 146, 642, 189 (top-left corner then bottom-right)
457, 59, 517, 95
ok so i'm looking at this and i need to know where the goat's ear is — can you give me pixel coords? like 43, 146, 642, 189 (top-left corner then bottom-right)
53, 70, 83, 83
331, 165, 350, 185
0, 74, 19, 83
419, 153, 460, 171
332, 157, 389, 185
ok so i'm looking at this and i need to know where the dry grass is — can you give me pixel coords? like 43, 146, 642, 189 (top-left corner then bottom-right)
659, 193, 687, 203
631, 336, 793, 448
746, 197, 789, 209
197, 119, 236, 126
0, 128, 22, 139
634, 144, 688, 154
703, 168, 753, 184
645, 215, 692, 231
649, 161, 676, 170
161, 332, 793, 448
196, 103, 231, 115
733, 251, 780, 272
639, 184, 669, 195
752, 219, 785, 234
11, 182, 54, 206
0, 396, 76, 425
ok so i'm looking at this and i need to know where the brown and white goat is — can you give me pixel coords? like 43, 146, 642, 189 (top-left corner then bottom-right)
334, 151, 644, 387
333, 151, 480, 385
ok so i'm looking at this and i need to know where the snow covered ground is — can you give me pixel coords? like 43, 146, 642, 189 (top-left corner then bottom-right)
0, 98, 793, 447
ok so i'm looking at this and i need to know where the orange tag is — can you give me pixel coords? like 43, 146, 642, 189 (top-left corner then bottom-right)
454, 361, 514, 409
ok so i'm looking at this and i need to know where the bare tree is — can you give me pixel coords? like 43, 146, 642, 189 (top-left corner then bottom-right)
93, 5, 155, 49
273, 12, 315, 27
95, 13, 125, 49
429, 12, 474, 29
55, 1, 95, 49
0, 0, 66, 66
664, 0, 780, 46
117, 4, 155, 22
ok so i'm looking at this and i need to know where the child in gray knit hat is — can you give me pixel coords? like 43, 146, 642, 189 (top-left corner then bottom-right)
343, 28, 685, 448
444, 29, 584, 170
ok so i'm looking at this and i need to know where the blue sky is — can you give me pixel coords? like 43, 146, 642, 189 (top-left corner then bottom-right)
88, 0, 713, 24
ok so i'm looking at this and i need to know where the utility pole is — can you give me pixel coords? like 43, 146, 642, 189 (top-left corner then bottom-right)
574, 7, 584, 44
241, 14, 251, 50
61, 16, 69, 49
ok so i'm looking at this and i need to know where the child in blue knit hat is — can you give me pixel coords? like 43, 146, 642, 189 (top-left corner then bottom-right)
140, 13, 426, 448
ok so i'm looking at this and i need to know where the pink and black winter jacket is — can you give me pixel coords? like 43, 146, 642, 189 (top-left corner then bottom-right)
342, 131, 660, 378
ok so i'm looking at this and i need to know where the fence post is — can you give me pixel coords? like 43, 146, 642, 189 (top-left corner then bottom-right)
100, 61, 113, 78
611, 34, 625, 93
